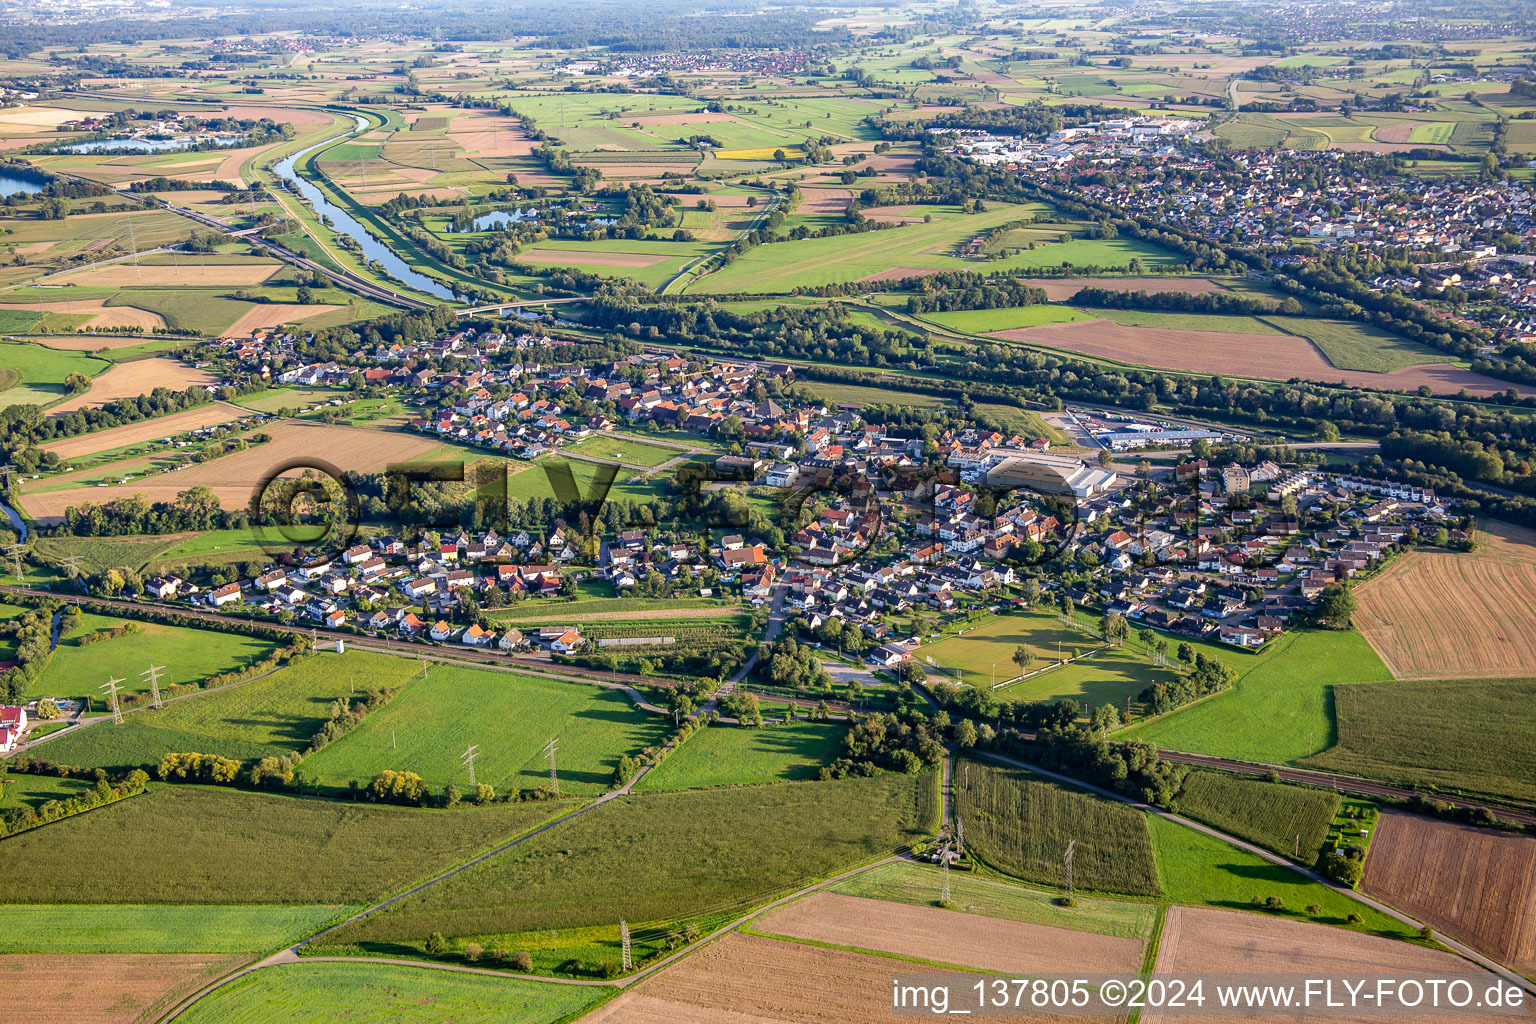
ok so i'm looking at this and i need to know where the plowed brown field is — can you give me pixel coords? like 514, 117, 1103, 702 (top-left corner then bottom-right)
579, 932, 1115, 1024
0, 953, 246, 1024
1144, 907, 1528, 1024
754, 891, 1144, 974
47, 357, 215, 415
1364, 812, 1536, 976
991, 319, 1522, 396
42, 401, 247, 460
1355, 522, 1536, 678
20, 419, 446, 523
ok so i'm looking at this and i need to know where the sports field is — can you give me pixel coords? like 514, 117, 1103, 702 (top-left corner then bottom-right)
920, 610, 1105, 689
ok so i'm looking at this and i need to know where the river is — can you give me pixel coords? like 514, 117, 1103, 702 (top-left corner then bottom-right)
272, 115, 457, 301
0, 500, 26, 542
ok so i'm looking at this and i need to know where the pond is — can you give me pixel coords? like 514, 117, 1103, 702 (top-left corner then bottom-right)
56, 136, 246, 155
0, 173, 42, 198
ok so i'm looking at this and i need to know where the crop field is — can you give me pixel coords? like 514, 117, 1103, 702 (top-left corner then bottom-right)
920, 610, 1105, 689
40, 401, 246, 462
1121, 629, 1390, 766
0, 904, 355, 954
19, 419, 450, 522
1093, 309, 1283, 334
1303, 677, 1536, 807
301, 666, 673, 796
328, 773, 940, 944
174, 962, 608, 1024
634, 720, 846, 790
1007, 276, 1232, 301
1362, 812, 1536, 975
45, 357, 218, 416
1151, 909, 1508, 1024
490, 596, 727, 620
1174, 771, 1339, 860
753, 890, 1147, 975
34, 613, 277, 701
956, 759, 1161, 896
0, 771, 94, 811
581, 931, 1125, 1024
829, 860, 1157, 940
0, 785, 568, 904
1355, 521, 1536, 679
0, 952, 249, 1024
38, 650, 420, 770
988, 319, 1511, 395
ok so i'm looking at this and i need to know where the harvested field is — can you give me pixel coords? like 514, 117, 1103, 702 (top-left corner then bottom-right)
1355, 521, 1536, 678
579, 932, 1115, 1024
1364, 812, 1536, 976
449, 130, 539, 157
518, 249, 668, 267
862, 205, 931, 224
59, 264, 279, 287
41, 401, 246, 460
795, 187, 853, 216
754, 891, 1145, 974
991, 319, 1525, 396
1333, 141, 1450, 154
1374, 121, 1427, 143
47, 357, 214, 415
1144, 906, 1527, 1024
0, 299, 166, 331
1014, 276, 1230, 301
0, 952, 246, 1024
224, 303, 344, 337
216, 104, 332, 126
20, 419, 445, 523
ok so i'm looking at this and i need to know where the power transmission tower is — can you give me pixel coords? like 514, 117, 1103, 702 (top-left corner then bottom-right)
462, 744, 479, 788
544, 737, 559, 795
142, 664, 166, 709
3, 541, 24, 581
955, 816, 964, 851
620, 919, 632, 972
963, 763, 969, 790
1064, 839, 1077, 904
941, 854, 951, 904
101, 677, 124, 725
58, 554, 83, 580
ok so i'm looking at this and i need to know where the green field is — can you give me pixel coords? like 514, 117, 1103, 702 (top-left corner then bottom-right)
1094, 309, 1285, 334
0, 340, 110, 408
1175, 771, 1339, 860
0, 904, 357, 953
920, 304, 1097, 333
997, 643, 1178, 710
1302, 677, 1536, 808
635, 720, 847, 790
1263, 317, 1447, 373
301, 666, 672, 796
1147, 815, 1414, 936
329, 773, 940, 945
829, 860, 1156, 941
38, 651, 421, 771
0, 770, 95, 811
35, 614, 279, 701
490, 596, 729, 620
0, 784, 569, 903
1120, 630, 1392, 765
566, 434, 685, 467
921, 610, 1107, 690
957, 759, 1161, 896
691, 203, 1175, 294
1407, 122, 1456, 145
175, 962, 607, 1024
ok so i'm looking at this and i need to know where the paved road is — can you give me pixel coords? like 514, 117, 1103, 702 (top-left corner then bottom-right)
973, 748, 1536, 997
